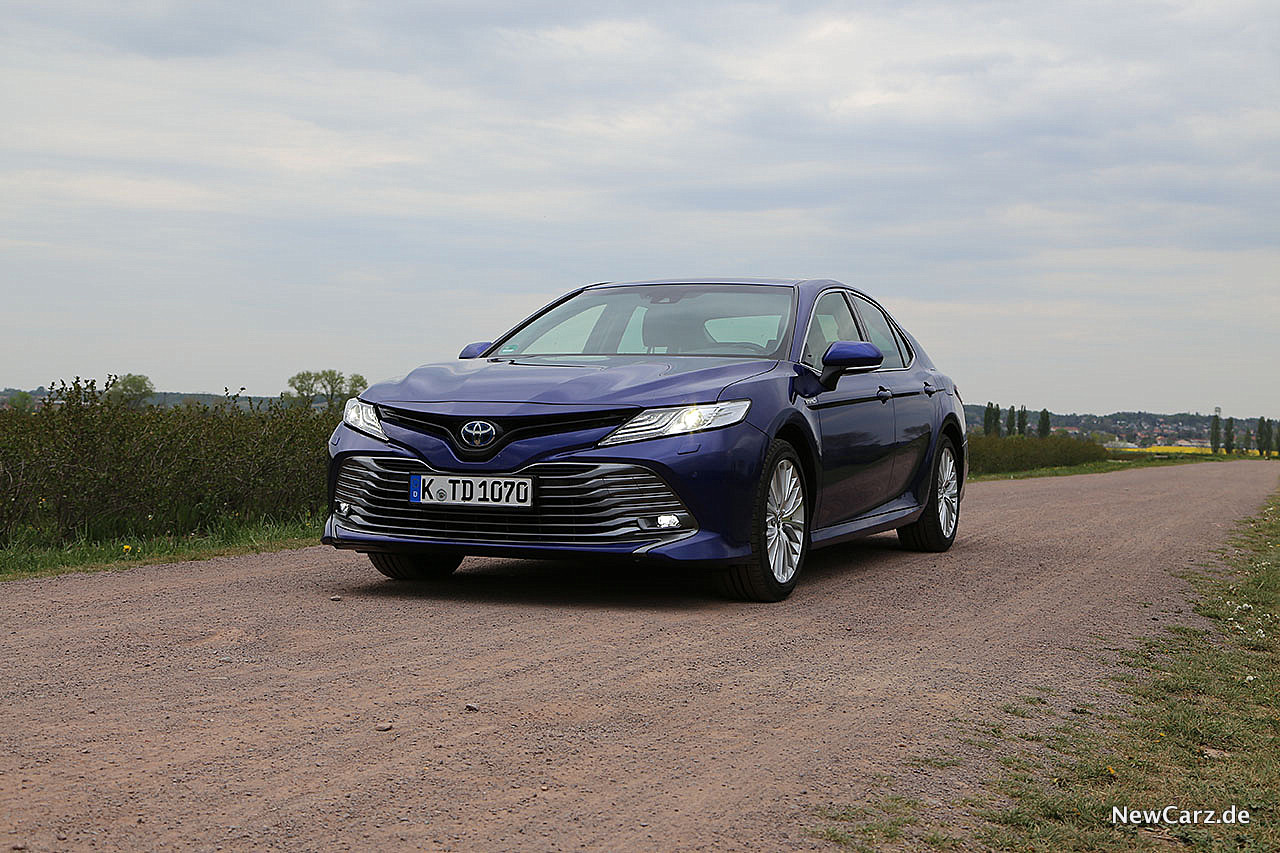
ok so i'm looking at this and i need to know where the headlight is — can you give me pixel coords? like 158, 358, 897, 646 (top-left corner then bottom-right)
599, 400, 751, 446
343, 397, 387, 441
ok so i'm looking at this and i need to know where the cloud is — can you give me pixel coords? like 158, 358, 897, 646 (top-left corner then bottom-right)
0, 0, 1275, 415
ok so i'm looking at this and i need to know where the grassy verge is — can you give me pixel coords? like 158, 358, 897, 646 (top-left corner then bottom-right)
0, 515, 323, 581
812, 493, 1280, 850
970, 453, 1220, 482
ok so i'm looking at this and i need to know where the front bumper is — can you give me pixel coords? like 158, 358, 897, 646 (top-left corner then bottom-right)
322, 420, 768, 563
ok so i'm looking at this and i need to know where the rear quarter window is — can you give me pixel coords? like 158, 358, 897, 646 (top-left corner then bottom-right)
849, 294, 906, 369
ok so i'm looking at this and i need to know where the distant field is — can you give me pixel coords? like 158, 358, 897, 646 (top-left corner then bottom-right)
968, 452, 1215, 482
1119, 445, 1267, 457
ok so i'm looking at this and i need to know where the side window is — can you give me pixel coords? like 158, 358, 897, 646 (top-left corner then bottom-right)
801, 291, 861, 368
520, 303, 607, 354
892, 324, 913, 364
849, 294, 906, 369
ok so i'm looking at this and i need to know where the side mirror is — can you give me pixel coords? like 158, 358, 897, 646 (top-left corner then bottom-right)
820, 341, 883, 388
458, 341, 493, 359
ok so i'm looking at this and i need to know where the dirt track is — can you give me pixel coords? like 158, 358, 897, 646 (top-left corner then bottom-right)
2, 460, 1276, 851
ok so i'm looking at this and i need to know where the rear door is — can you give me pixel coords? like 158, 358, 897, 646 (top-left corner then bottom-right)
848, 293, 934, 503
802, 291, 898, 528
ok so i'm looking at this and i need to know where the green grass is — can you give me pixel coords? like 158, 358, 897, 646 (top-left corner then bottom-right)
811, 493, 1280, 852
969, 453, 1218, 482
812, 795, 923, 850
0, 515, 322, 580
973, 496, 1280, 851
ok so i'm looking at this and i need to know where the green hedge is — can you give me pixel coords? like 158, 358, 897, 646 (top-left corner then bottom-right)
0, 379, 335, 548
967, 433, 1110, 475
0, 381, 1114, 548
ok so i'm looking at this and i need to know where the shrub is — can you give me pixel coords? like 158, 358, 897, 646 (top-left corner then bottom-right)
968, 434, 1109, 475
0, 378, 335, 548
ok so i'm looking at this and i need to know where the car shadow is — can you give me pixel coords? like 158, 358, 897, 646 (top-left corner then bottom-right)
802, 533, 912, 582
342, 533, 912, 610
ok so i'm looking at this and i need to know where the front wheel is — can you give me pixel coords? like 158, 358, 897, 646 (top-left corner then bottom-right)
368, 551, 464, 580
897, 436, 960, 552
715, 440, 809, 602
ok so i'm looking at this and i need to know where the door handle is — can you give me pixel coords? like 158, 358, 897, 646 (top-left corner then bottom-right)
923, 381, 938, 396
876, 386, 893, 403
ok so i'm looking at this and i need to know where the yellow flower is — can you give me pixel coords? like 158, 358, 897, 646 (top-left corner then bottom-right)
123, 545, 131, 553
1107, 765, 1116, 775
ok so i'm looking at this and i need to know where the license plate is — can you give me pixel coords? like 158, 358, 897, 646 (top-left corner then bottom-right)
409, 473, 533, 508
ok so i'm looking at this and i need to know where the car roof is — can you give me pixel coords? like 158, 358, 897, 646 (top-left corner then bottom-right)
586, 278, 844, 294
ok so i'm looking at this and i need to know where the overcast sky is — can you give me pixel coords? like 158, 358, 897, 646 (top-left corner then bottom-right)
2, 1, 1276, 416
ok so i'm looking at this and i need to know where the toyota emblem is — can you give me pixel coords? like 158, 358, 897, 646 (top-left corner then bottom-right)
459, 420, 498, 448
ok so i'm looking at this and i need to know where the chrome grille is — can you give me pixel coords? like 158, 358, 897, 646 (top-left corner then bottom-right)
334, 456, 691, 546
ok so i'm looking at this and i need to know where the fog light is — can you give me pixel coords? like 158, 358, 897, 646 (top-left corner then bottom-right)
656, 514, 680, 529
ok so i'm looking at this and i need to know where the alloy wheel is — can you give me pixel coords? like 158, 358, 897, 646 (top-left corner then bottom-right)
937, 448, 959, 538
765, 459, 806, 583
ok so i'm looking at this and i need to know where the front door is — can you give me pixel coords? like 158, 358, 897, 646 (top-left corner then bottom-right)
799, 290, 899, 528
812, 374, 898, 527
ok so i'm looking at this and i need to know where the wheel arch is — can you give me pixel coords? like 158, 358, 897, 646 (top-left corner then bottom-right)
940, 414, 966, 486
772, 417, 820, 503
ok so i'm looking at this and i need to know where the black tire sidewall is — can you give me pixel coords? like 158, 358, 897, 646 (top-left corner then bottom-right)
924, 436, 959, 548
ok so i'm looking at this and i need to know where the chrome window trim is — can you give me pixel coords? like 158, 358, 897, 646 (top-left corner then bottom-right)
792, 287, 917, 376
845, 289, 916, 373
795, 287, 863, 371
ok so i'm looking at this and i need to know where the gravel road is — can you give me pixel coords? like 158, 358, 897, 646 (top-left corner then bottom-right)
2, 460, 1276, 851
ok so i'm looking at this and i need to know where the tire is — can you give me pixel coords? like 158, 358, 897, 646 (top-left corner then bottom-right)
715, 440, 809, 602
897, 435, 960, 552
368, 551, 464, 581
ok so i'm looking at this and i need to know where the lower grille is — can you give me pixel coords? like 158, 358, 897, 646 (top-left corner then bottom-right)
334, 456, 692, 546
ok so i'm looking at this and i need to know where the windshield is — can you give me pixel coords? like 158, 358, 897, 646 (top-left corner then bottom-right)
491, 284, 796, 359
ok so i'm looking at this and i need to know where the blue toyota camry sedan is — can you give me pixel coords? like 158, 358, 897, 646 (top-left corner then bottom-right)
323, 278, 966, 601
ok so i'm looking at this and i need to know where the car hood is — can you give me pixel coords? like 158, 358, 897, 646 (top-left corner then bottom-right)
364, 355, 777, 411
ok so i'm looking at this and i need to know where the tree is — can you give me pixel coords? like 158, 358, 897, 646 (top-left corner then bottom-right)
286, 370, 369, 411
316, 370, 347, 411
1211, 414, 1221, 454
1224, 417, 1235, 454
316, 370, 369, 411
285, 371, 320, 408
1017, 406, 1028, 436
1260, 417, 1273, 459
1006, 406, 1016, 437
1038, 408, 1051, 439
7, 390, 33, 412
104, 373, 154, 408
983, 402, 995, 436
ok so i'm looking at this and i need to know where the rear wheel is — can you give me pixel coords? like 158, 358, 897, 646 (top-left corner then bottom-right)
897, 436, 960, 552
368, 552, 464, 580
715, 440, 808, 602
